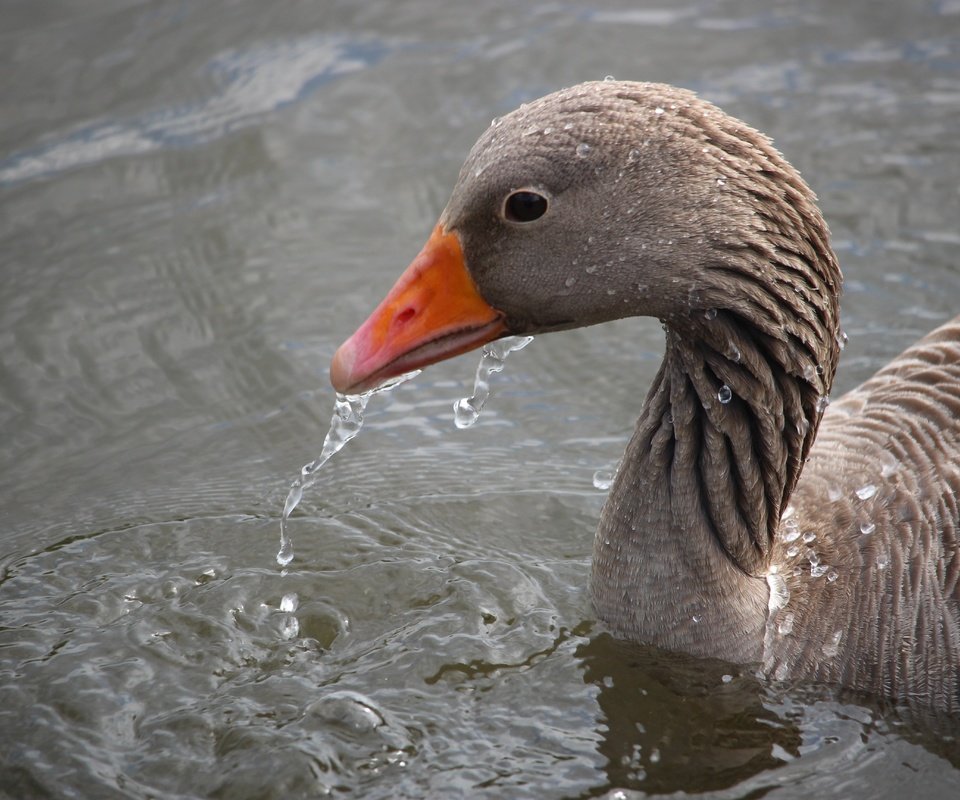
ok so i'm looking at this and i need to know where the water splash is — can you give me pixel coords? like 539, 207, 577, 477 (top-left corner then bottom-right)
278, 371, 420, 566
453, 336, 533, 429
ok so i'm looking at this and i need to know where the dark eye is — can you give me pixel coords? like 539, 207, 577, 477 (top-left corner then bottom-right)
504, 190, 549, 223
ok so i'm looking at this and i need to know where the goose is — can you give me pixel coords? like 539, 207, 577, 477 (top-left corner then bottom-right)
329, 81, 960, 713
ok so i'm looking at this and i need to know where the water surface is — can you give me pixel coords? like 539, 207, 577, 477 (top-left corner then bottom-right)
2, 0, 959, 797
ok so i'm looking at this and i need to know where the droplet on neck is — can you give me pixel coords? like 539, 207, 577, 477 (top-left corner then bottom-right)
855, 484, 877, 501
717, 384, 733, 404
278, 370, 420, 566
454, 336, 533, 429
766, 572, 790, 614
576, 143, 591, 158
821, 630, 842, 657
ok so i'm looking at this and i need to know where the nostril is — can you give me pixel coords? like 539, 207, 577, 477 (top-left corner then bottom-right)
394, 307, 417, 326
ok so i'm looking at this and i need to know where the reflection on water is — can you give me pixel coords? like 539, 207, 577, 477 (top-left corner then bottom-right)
2, 0, 960, 797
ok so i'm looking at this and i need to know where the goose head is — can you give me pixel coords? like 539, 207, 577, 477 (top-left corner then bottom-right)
330, 80, 841, 404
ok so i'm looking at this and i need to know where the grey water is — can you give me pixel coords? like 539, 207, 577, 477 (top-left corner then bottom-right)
3, 1, 960, 798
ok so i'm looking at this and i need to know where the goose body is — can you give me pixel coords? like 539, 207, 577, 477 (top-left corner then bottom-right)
330, 81, 960, 712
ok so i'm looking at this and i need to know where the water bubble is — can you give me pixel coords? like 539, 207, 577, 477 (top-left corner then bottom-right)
593, 469, 615, 491
855, 484, 877, 501
728, 343, 741, 363
718, 385, 733, 404
691, 614, 702, 624
280, 592, 299, 613
604, 74, 616, 81
626, 148, 641, 164
837, 329, 849, 350
721, 673, 733, 683
576, 143, 591, 158
827, 569, 839, 582
786, 545, 800, 557
716, 178, 726, 187
781, 505, 796, 520
860, 521, 876, 535
564, 276, 577, 288
876, 555, 890, 570
454, 336, 533, 429
816, 394, 831, 413
811, 563, 828, 578
802, 531, 816, 544
654, 106, 665, 116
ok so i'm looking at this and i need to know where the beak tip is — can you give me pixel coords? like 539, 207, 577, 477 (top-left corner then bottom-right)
329, 341, 356, 395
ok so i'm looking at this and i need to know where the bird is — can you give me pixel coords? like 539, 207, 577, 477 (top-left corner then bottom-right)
329, 80, 960, 713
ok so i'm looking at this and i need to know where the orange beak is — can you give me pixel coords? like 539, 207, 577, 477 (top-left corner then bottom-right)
330, 225, 507, 395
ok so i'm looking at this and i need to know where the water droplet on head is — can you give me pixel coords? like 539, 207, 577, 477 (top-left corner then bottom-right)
576, 143, 591, 158
721, 674, 733, 683
564, 276, 577, 288
718, 384, 733, 404
827, 569, 839, 582
802, 531, 816, 544
654, 106, 665, 115
856, 484, 877, 501
626, 148, 641, 164
816, 394, 831, 413
604, 74, 616, 82
860, 521, 876, 535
